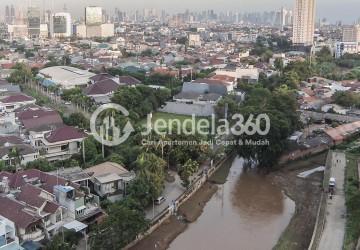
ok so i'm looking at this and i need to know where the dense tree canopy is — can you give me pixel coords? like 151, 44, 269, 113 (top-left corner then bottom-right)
218, 86, 301, 168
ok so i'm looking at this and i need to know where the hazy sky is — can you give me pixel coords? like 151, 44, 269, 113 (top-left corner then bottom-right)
1, 0, 359, 23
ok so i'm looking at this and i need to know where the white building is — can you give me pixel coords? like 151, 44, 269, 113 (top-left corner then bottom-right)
188, 33, 201, 47
50, 13, 72, 38
342, 25, 360, 43
0, 215, 22, 250
292, 0, 316, 46
215, 66, 260, 83
29, 126, 87, 162
101, 23, 115, 38
335, 42, 360, 58
37, 66, 95, 89
7, 25, 28, 40
75, 24, 87, 38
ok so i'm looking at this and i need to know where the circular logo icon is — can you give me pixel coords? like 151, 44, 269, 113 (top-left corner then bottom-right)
90, 103, 134, 146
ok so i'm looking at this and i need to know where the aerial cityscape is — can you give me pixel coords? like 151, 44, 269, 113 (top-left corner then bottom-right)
0, 0, 359, 249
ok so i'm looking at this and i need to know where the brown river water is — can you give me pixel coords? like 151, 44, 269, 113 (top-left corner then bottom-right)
168, 157, 295, 250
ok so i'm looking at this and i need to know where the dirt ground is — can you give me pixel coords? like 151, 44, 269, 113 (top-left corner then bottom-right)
129, 182, 218, 250
130, 153, 326, 250
272, 153, 327, 250
178, 182, 218, 222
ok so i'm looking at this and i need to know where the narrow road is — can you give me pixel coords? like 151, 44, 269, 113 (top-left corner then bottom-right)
318, 151, 346, 250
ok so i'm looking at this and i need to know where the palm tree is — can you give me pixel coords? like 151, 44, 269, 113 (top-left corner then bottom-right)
8, 147, 22, 171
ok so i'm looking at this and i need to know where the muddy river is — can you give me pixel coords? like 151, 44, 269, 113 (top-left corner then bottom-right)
168, 157, 295, 250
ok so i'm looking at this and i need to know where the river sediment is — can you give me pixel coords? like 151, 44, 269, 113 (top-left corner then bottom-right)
130, 153, 325, 250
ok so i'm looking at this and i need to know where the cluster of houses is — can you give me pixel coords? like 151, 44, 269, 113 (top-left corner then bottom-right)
0, 160, 135, 249
298, 76, 360, 113
0, 71, 139, 249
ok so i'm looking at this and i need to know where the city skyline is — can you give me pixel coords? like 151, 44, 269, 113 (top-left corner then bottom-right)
0, 0, 359, 24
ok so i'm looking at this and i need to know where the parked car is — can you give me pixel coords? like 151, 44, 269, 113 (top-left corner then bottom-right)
155, 196, 166, 205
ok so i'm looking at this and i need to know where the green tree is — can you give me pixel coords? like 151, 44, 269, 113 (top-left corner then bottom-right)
90, 202, 148, 249
7, 63, 33, 84
179, 159, 199, 188
64, 113, 89, 129
136, 153, 166, 200
274, 58, 284, 74
25, 159, 56, 172
81, 136, 101, 165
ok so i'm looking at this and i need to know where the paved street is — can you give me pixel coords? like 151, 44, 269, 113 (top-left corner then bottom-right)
145, 172, 185, 220
318, 151, 346, 250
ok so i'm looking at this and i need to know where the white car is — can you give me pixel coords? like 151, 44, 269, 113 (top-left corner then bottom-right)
329, 177, 336, 187
155, 196, 166, 205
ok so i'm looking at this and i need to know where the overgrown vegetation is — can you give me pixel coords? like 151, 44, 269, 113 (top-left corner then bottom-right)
344, 152, 360, 250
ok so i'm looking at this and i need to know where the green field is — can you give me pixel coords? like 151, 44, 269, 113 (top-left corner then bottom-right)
139, 112, 211, 132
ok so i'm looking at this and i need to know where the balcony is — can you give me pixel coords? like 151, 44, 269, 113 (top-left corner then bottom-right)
22, 229, 44, 241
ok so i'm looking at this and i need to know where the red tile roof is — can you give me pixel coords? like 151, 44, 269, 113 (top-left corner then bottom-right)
90, 73, 113, 82
0, 94, 35, 104
0, 169, 79, 194
45, 126, 87, 143
209, 74, 236, 83
17, 108, 63, 130
17, 184, 60, 214
118, 76, 141, 86
0, 136, 23, 146
85, 79, 119, 96
0, 196, 42, 229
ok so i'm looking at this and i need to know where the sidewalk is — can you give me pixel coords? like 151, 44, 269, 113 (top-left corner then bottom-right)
318, 151, 346, 250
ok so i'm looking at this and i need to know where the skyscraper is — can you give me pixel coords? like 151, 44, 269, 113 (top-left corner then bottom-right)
342, 25, 360, 43
292, 0, 316, 46
27, 7, 41, 38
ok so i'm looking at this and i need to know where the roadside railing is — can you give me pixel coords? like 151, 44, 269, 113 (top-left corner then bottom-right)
308, 150, 332, 250
123, 152, 235, 250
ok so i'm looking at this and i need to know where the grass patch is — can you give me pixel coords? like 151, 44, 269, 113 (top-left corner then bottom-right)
344, 152, 360, 250
139, 112, 211, 131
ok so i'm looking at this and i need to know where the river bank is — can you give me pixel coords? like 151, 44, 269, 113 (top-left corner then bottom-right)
130, 153, 326, 250
129, 182, 218, 250
273, 152, 326, 250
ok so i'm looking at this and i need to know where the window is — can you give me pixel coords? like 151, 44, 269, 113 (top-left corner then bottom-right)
61, 144, 69, 151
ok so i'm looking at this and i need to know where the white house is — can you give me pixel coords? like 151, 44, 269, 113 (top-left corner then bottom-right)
30, 126, 87, 162
0, 95, 36, 113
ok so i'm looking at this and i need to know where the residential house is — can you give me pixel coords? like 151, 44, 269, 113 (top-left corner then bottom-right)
215, 65, 259, 83
0, 95, 36, 113
84, 162, 135, 202
0, 197, 43, 242
16, 106, 63, 133
0, 80, 21, 96
118, 76, 141, 86
0, 144, 39, 166
16, 184, 63, 238
182, 78, 232, 95
84, 76, 120, 104
0, 215, 23, 250
30, 126, 87, 162
0, 169, 103, 225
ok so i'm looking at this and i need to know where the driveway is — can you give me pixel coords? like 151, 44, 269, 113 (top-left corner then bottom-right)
318, 151, 346, 250
145, 172, 185, 220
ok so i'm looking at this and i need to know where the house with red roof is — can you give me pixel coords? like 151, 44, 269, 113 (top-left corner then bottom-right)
30, 126, 87, 162
0, 169, 104, 229
16, 106, 63, 132
0, 94, 36, 112
0, 196, 44, 242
